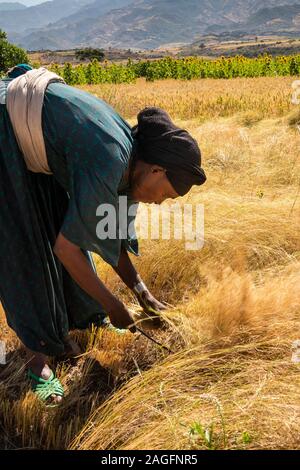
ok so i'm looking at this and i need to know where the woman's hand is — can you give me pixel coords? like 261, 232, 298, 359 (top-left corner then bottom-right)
137, 290, 167, 314
135, 289, 167, 329
107, 298, 136, 332
111, 246, 167, 329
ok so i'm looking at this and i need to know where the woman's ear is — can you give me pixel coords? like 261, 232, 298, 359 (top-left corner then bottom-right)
151, 165, 166, 174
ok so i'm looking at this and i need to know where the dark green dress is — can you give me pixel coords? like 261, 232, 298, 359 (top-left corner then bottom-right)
0, 69, 139, 356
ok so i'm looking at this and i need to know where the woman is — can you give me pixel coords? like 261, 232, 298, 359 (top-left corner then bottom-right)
0, 64, 206, 404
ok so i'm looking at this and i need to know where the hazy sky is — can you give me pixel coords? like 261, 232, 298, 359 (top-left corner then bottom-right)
0, 0, 46, 5
22, 0, 46, 4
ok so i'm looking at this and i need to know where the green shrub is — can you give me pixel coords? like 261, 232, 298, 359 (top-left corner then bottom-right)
0, 29, 28, 75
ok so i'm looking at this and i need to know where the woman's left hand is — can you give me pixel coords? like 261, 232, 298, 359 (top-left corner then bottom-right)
136, 289, 167, 314
143, 291, 167, 312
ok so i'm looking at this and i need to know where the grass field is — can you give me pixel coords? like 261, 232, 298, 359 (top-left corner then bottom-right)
0, 76, 300, 450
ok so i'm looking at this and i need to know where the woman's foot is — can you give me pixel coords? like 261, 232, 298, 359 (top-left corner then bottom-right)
101, 317, 129, 335
26, 349, 63, 405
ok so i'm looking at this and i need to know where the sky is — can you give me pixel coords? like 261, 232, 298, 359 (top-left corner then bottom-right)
0, 0, 46, 5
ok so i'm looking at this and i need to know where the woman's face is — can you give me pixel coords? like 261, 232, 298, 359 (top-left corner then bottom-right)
130, 161, 179, 204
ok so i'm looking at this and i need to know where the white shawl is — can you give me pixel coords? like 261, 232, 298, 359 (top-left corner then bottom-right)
6, 67, 65, 174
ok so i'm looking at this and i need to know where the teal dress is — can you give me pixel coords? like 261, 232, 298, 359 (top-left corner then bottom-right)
0, 67, 139, 356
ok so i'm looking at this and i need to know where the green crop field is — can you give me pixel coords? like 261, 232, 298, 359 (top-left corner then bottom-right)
48, 54, 300, 85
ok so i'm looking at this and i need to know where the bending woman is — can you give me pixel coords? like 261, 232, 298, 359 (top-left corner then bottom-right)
0, 64, 206, 404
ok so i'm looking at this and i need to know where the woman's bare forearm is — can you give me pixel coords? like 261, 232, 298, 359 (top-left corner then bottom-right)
53, 233, 117, 313
112, 246, 143, 291
113, 246, 166, 319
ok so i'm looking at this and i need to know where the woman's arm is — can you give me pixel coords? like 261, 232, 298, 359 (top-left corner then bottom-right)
112, 246, 142, 291
113, 247, 167, 314
53, 233, 135, 330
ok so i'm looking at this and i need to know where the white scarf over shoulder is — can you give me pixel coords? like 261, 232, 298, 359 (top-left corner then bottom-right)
6, 67, 65, 174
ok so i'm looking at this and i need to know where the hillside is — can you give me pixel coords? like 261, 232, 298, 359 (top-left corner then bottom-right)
246, 3, 300, 33
4, 0, 300, 51
179, 36, 300, 58
0, 0, 93, 34
0, 2, 26, 11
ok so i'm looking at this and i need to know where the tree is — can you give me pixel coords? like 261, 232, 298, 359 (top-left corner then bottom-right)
75, 48, 105, 62
0, 30, 28, 74
0, 29, 7, 40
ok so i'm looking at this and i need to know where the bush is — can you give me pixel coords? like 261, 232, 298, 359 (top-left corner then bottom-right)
52, 59, 137, 85
75, 48, 105, 62
0, 29, 28, 75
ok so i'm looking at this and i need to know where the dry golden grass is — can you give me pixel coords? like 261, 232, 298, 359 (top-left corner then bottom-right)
78, 76, 294, 121
0, 77, 299, 450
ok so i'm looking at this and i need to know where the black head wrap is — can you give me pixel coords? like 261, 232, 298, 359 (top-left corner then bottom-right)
132, 107, 206, 196
7, 63, 33, 79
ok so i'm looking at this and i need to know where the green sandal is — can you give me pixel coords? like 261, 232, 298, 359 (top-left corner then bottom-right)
28, 369, 64, 406
101, 317, 128, 335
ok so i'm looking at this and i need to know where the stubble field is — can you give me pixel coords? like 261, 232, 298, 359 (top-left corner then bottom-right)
0, 76, 300, 450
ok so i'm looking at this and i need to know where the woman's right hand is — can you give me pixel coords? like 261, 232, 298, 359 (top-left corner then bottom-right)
54, 234, 137, 333
107, 298, 136, 332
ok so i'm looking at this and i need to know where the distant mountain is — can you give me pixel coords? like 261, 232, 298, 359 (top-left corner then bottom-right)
48, 0, 133, 26
0, 0, 93, 33
7, 0, 133, 49
4, 0, 300, 51
0, 2, 26, 10
246, 3, 300, 32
